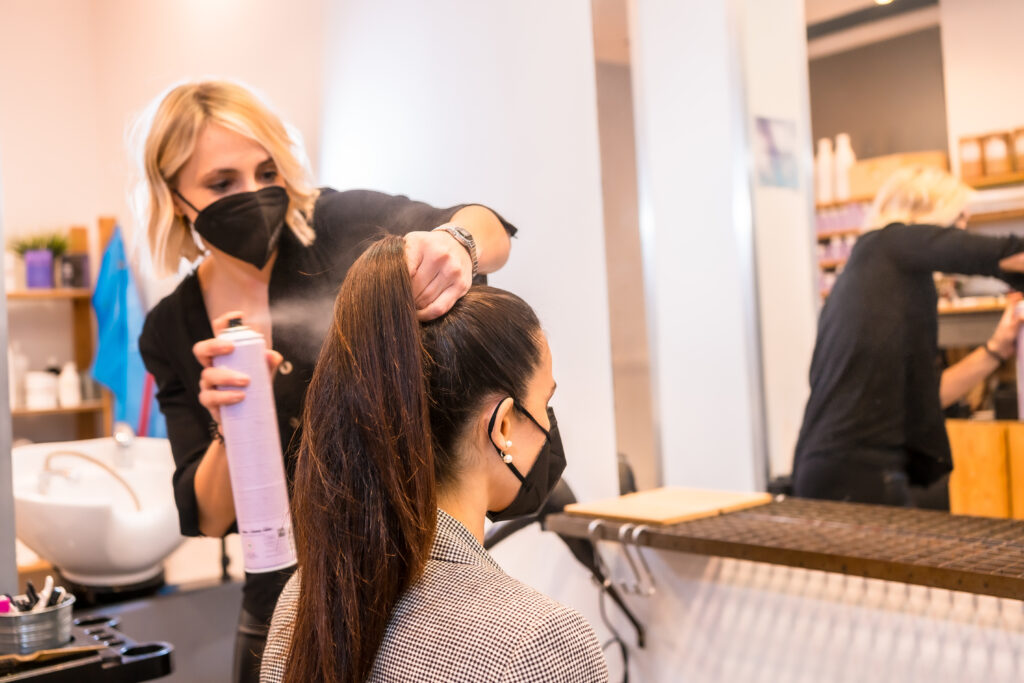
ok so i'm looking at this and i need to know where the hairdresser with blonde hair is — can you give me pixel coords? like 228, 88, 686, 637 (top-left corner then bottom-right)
136, 80, 514, 682
794, 166, 1024, 507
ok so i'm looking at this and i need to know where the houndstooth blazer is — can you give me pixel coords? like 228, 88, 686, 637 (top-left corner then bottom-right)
260, 509, 609, 682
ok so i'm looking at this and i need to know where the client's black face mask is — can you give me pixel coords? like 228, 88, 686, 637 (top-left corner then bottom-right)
486, 402, 567, 522
175, 186, 289, 269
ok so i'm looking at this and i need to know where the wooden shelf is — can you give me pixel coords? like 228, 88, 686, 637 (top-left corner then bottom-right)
938, 301, 1006, 315
11, 399, 106, 418
815, 196, 873, 211
970, 207, 1024, 225
6, 288, 91, 300
967, 171, 1024, 190
818, 258, 847, 270
816, 228, 861, 241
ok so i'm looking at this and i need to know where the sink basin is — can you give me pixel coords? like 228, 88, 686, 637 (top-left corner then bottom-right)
13, 437, 184, 586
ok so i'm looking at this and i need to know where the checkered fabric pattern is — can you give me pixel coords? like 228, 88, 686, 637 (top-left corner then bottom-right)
260, 509, 609, 682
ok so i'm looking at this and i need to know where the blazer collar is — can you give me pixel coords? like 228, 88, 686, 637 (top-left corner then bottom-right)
432, 510, 503, 573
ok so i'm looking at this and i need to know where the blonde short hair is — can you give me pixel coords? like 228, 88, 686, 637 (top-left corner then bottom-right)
863, 166, 974, 232
135, 80, 319, 276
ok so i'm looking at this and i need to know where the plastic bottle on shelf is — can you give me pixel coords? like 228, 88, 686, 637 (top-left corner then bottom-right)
816, 138, 834, 205
58, 361, 81, 408
25, 371, 58, 410
834, 133, 856, 202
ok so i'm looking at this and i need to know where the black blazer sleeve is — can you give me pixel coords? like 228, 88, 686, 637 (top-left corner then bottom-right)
139, 307, 210, 537
879, 223, 1024, 289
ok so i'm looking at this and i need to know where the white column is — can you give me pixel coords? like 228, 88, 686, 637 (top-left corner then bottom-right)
740, 0, 818, 479
629, 0, 767, 491
319, 0, 619, 633
0, 161, 15, 591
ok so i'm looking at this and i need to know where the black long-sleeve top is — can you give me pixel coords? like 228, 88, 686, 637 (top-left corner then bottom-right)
139, 188, 515, 623
794, 223, 1024, 486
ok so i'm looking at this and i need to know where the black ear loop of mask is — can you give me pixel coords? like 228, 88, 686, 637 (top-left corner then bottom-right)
486, 398, 549, 483
173, 188, 202, 221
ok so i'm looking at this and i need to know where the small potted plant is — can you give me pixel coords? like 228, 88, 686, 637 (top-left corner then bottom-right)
10, 233, 68, 289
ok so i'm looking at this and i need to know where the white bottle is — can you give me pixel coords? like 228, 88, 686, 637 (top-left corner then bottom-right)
58, 361, 81, 408
815, 138, 835, 205
834, 133, 856, 202
25, 371, 58, 410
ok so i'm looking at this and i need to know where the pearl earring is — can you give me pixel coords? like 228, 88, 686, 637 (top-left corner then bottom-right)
502, 453, 513, 464
505, 440, 512, 449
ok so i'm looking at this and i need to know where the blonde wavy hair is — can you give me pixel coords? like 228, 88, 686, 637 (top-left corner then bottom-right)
134, 80, 319, 276
863, 166, 974, 232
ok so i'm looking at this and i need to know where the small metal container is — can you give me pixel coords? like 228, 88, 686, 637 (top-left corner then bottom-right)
0, 595, 75, 655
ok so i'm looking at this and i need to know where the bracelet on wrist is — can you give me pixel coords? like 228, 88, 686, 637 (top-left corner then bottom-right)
209, 421, 225, 444
983, 341, 1007, 364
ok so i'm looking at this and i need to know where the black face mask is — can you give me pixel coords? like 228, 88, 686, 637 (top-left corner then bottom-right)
486, 402, 567, 522
175, 186, 289, 269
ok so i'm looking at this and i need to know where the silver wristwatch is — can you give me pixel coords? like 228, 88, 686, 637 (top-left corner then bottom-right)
433, 224, 478, 277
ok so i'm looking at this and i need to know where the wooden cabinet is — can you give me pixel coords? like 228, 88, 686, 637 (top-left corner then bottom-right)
946, 419, 1024, 519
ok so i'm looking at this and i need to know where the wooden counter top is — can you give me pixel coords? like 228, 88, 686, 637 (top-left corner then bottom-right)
545, 497, 1024, 600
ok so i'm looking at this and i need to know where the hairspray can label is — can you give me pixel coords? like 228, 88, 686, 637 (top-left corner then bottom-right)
214, 321, 297, 573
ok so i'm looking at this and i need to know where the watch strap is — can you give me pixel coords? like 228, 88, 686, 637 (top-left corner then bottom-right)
433, 225, 478, 277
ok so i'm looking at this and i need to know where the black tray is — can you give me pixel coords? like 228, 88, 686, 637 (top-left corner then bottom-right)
0, 613, 172, 682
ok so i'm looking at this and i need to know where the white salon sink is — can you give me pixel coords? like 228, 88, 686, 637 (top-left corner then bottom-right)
12, 437, 184, 586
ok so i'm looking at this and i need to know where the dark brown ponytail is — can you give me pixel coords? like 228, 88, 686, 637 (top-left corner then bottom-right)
285, 235, 436, 683
284, 234, 543, 682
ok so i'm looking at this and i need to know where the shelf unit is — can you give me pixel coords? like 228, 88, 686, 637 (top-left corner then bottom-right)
966, 171, 1024, 190
6, 218, 116, 439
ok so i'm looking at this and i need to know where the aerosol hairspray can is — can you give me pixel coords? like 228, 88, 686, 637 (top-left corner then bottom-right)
1018, 302, 1024, 420
214, 318, 297, 573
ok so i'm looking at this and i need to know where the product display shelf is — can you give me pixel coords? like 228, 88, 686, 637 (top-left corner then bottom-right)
967, 171, 1024, 190
814, 196, 874, 211
818, 258, 846, 270
970, 207, 1024, 225
816, 227, 860, 241
11, 399, 107, 419
6, 218, 116, 439
6, 289, 92, 301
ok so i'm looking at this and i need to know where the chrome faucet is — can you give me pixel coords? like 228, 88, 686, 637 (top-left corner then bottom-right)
112, 422, 135, 469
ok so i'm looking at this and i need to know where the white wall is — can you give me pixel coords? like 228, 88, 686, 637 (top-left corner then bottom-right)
319, 0, 620, 652
939, 0, 1024, 178
628, 0, 765, 492
0, 0, 326, 299
741, 0, 819, 479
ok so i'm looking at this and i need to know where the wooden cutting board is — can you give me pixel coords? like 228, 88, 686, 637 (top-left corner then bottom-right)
563, 486, 773, 525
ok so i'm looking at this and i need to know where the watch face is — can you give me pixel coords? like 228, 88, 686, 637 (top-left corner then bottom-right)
453, 226, 475, 246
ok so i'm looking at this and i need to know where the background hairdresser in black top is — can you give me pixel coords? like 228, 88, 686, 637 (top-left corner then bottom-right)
136, 80, 514, 683
794, 166, 1024, 507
